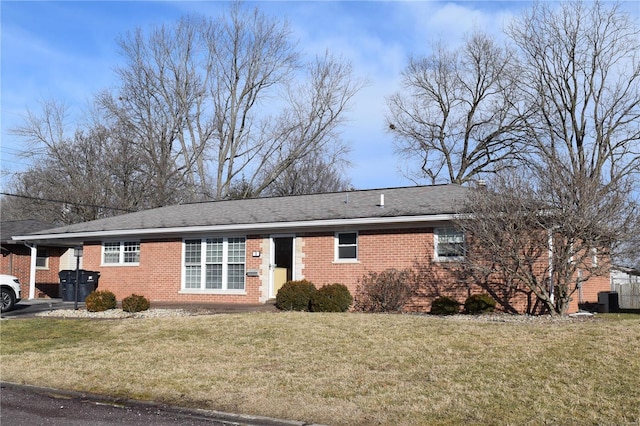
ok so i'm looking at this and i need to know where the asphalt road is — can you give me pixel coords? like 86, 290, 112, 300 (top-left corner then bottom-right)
0, 299, 75, 319
0, 383, 309, 426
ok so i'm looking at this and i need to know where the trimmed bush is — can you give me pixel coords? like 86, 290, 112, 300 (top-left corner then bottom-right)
353, 268, 416, 312
430, 296, 460, 316
310, 284, 353, 312
464, 293, 496, 314
85, 290, 117, 312
275, 280, 317, 311
122, 294, 150, 313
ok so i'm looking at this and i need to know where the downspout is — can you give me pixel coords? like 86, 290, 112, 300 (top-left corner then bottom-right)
24, 243, 37, 300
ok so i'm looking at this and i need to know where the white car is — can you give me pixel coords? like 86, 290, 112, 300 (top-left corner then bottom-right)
1, 274, 22, 312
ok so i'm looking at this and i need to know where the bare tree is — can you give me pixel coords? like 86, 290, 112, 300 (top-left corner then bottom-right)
456, 1, 640, 316
6, 119, 133, 223
105, 4, 363, 201
10, 98, 69, 157
262, 146, 352, 196
224, 143, 352, 198
5, 100, 150, 224
386, 31, 524, 184
508, 0, 640, 187
458, 163, 638, 316
9, 3, 363, 221
241, 52, 362, 197
97, 16, 203, 206
509, 0, 640, 269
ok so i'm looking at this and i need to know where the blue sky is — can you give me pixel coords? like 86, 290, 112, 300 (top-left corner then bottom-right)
2, 1, 637, 191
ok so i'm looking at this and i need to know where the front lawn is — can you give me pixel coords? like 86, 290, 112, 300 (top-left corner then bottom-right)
1, 313, 639, 425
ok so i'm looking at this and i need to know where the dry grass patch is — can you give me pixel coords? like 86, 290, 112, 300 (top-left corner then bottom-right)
2, 313, 639, 425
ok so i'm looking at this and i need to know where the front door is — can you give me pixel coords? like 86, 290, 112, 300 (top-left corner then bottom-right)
271, 236, 294, 298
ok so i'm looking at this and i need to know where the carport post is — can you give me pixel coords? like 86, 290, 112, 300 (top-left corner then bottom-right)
74, 246, 83, 310
25, 243, 37, 300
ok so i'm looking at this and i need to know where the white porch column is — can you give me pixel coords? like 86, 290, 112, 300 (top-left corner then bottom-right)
27, 243, 37, 300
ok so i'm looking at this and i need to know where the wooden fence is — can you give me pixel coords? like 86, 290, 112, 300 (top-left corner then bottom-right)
612, 275, 640, 309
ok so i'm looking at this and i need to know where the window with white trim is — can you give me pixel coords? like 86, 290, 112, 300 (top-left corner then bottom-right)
336, 232, 358, 261
184, 237, 246, 291
434, 228, 465, 260
102, 241, 140, 265
36, 248, 49, 269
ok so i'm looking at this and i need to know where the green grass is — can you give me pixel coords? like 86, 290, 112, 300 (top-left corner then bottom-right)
2, 313, 639, 425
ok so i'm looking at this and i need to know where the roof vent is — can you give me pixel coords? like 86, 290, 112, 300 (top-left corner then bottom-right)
378, 194, 385, 208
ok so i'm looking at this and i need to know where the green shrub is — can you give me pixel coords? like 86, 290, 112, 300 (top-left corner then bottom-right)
275, 280, 317, 311
310, 284, 353, 312
430, 296, 460, 316
122, 294, 150, 313
464, 293, 496, 314
85, 290, 117, 312
353, 268, 416, 312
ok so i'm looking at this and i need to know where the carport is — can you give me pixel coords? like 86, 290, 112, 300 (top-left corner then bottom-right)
5, 220, 84, 300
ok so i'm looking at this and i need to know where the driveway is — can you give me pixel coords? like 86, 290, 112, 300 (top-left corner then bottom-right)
0, 298, 78, 319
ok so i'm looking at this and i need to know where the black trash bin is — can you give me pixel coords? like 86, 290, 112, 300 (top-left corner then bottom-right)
79, 270, 100, 301
58, 270, 100, 302
598, 291, 619, 313
59, 270, 75, 301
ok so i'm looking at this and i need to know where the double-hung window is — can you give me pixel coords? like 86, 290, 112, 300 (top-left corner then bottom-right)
36, 248, 49, 269
434, 228, 465, 260
183, 237, 246, 292
102, 241, 140, 265
336, 232, 358, 261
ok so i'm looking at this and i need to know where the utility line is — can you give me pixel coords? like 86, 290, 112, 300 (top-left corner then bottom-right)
0, 146, 30, 155
0, 192, 135, 213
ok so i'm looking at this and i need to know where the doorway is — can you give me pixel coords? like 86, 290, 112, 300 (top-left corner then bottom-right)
271, 236, 294, 298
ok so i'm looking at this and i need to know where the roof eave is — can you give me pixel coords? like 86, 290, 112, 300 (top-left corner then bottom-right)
12, 214, 457, 242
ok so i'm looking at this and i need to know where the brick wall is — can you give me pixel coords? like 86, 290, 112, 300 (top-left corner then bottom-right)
77, 228, 611, 313
300, 228, 434, 292
34, 248, 65, 298
1, 245, 30, 297
1, 245, 66, 299
82, 237, 265, 304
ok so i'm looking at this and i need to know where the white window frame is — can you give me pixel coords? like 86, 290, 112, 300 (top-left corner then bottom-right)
181, 237, 246, 293
434, 227, 465, 261
36, 248, 49, 270
335, 231, 358, 262
102, 241, 140, 266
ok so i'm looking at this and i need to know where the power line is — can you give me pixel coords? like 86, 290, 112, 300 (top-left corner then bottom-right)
0, 192, 135, 213
0, 146, 30, 155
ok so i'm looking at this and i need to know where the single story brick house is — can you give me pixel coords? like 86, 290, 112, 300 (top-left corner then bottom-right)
12, 185, 610, 313
1, 220, 79, 299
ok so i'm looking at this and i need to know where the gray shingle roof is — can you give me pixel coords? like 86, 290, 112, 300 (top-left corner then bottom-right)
1, 220, 58, 243
16, 184, 470, 238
